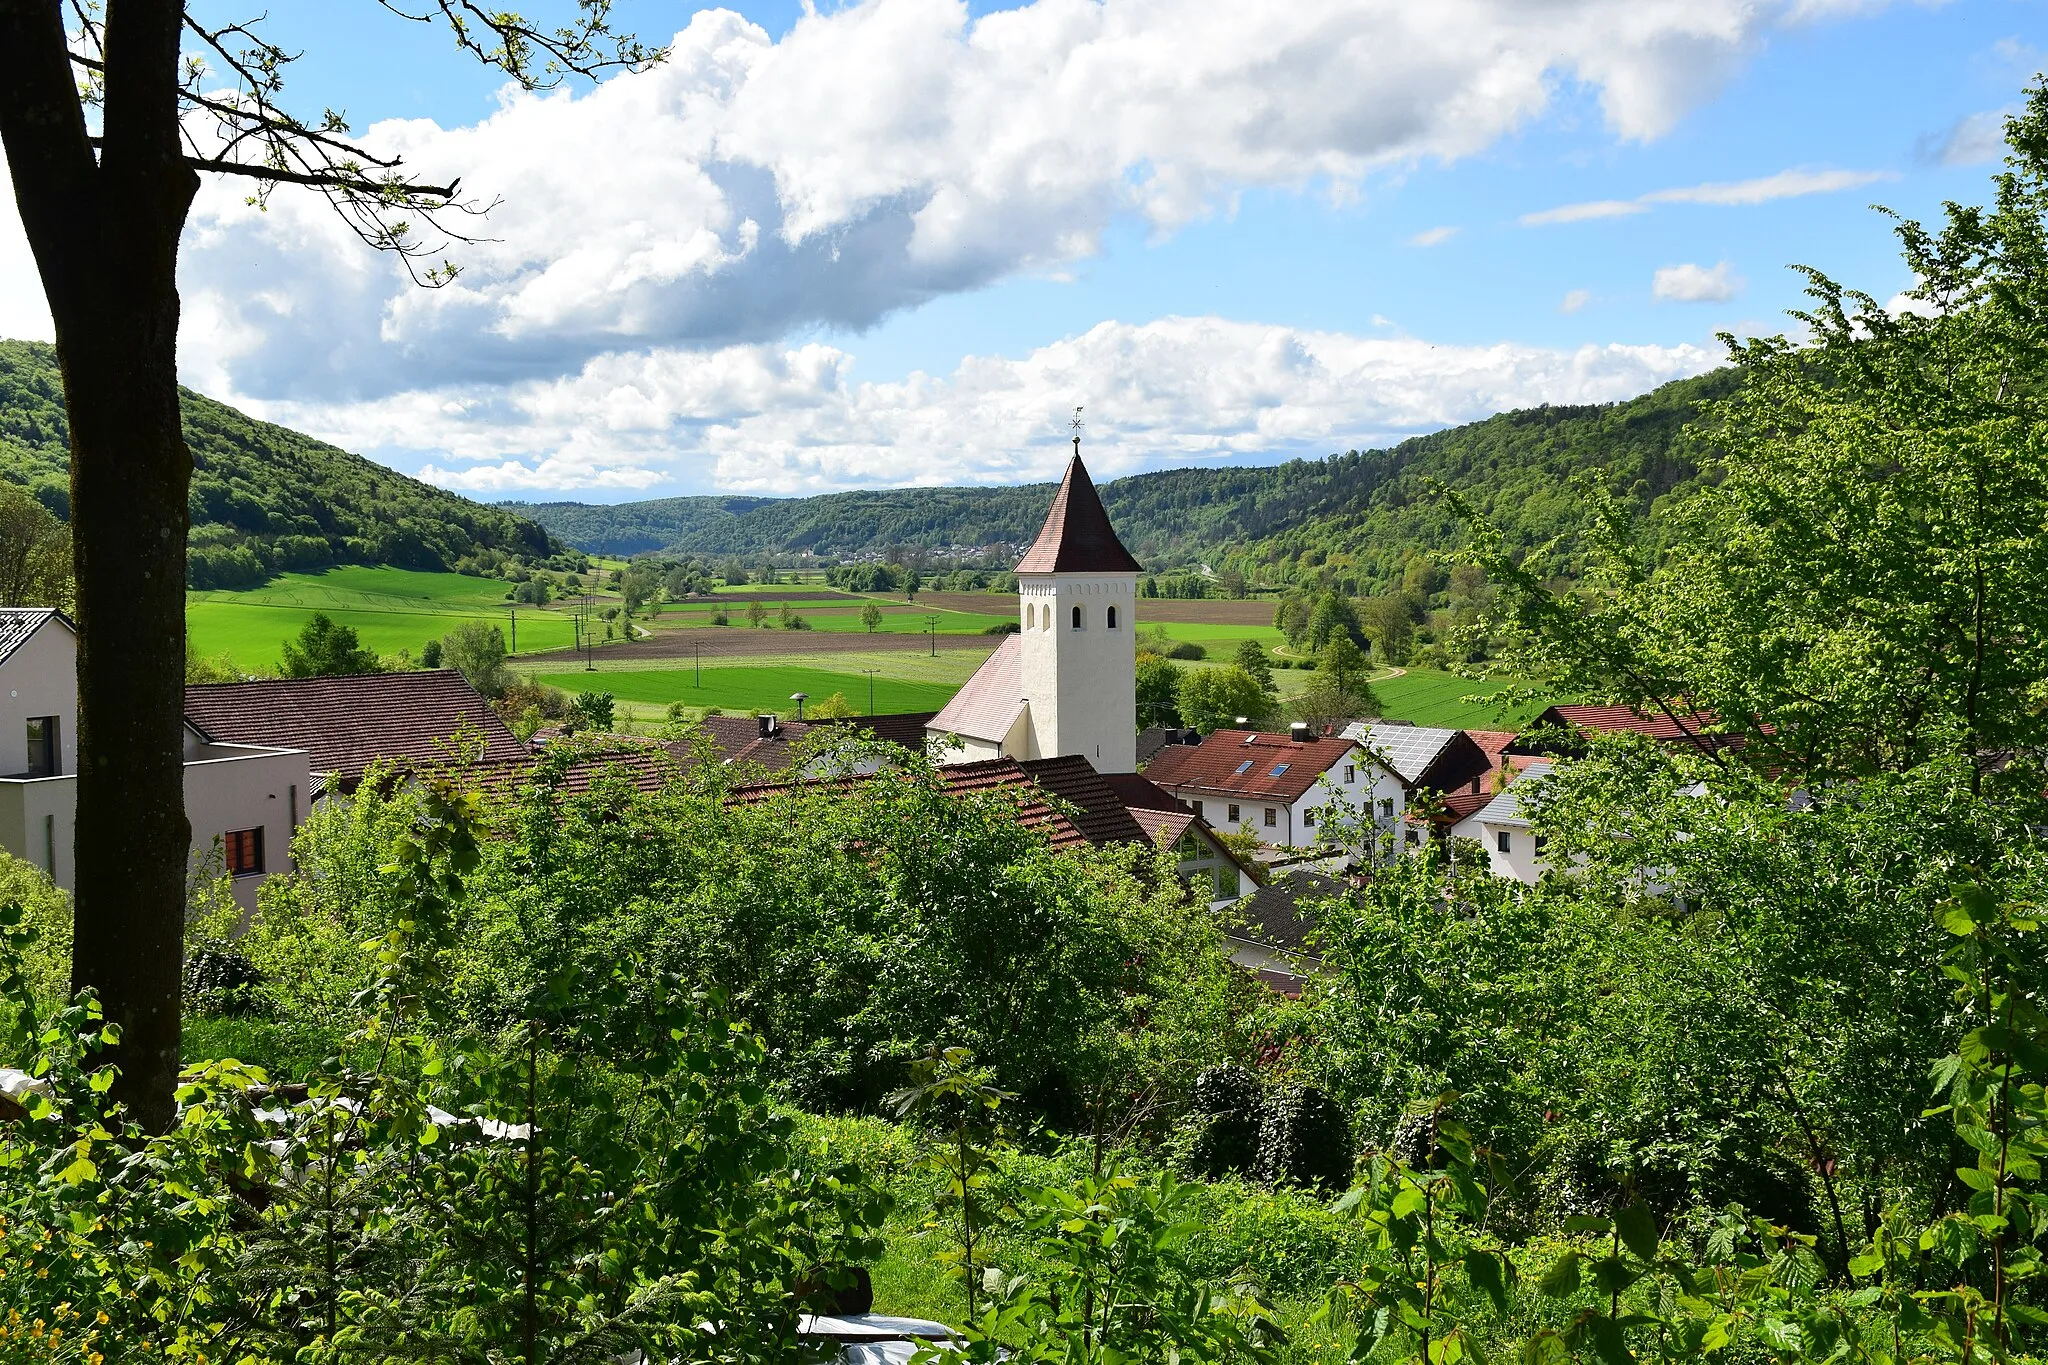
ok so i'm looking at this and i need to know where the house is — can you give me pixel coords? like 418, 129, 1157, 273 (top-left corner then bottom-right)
185, 670, 528, 798
1449, 759, 1555, 883
1100, 771, 1257, 908
1141, 724, 1388, 848
1223, 868, 1343, 993
1513, 704, 1740, 758
0, 609, 309, 911
1344, 722, 1493, 798
927, 449, 1141, 772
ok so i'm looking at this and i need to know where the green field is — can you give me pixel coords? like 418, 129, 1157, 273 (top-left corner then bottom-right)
1368, 669, 1547, 729
651, 607, 1013, 636
188, 566, 580, 667
537, 665, 962, 716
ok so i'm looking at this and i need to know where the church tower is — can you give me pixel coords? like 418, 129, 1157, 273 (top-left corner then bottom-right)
1013, 442, 1142, 772
927, 429, 1143, 771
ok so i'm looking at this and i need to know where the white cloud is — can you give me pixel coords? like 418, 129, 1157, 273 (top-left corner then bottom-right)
1408, 225, 1459, 247
1522, 165, 1892, 225
137, 0, 1874, 408
1918, 110, 2007, 167
1559, 289, 1592, 313
1652, 261, 1742, 302
244, 316, 1718, 495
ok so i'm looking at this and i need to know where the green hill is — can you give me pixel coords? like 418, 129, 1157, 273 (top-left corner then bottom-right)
512, 367, 1736, 594
0, 339, 565, 589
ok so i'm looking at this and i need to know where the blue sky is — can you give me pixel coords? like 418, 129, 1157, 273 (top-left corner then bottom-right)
3, 0, 2039, 500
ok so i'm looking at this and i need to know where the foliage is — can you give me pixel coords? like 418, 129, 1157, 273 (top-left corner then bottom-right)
570, 689, 618, 731
863, 600, 887, 632
0, 340, 561, 588
1189, 1063, 1266, 1178
279, 611, 382, 677
439, 619, 513, 697
1180, 666, 1277, 735
0, 479, 70, 610
1234, 639, 1276, 693
1254, 1086, 1354, 1191
1138, 651, 1188, 729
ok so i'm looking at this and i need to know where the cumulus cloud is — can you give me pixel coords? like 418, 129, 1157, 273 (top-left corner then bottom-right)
1522, 166, 1892, 226
237, 316, 1719, 495
1408, 225, 1459, 247
1652, 261, 1743, 303
136, 0, 1868, 408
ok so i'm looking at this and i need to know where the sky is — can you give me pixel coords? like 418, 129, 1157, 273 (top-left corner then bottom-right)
0, 0, 2038, 501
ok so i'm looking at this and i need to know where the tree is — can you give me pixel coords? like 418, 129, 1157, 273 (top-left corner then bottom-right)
569, 690, 616, 732
1361, 594, 1416, 665
1177, 666, 1274, 735
1136, 652, 1186, 729
0, 482, 71, 610
0, 1, 655, 1129
1305, 592, 1366, 653
440, 621, 512, 699
279, 613, 380, 678
1294, 637, 1381, 730
861, 601, 885, 634
747, 600, 769, 628
723, 559, 750, 587
420, 639, 444, 669
1232, 639, 1274, 693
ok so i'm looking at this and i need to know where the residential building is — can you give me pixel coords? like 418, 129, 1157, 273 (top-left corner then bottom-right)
1141, 725, 1386, 848
1101, 771, 1257, 907
1223, 868, 1342, 993
1450, 759, 1555, 883
1513, 703, 1740, 758
928, 449, 1141, 771
0, 609, 309, 911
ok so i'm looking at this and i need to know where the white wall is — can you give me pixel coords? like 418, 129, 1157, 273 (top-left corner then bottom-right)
1018, 573, 1137, 772
185, 744, 312, 914
1449, 815, 1546, 884
0, 621, 78, 778
1164, 743, 1389, 850
0, 775, 74, 886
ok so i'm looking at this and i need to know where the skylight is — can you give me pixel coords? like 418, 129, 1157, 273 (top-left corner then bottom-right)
1233, 760, 1253, 775
1269, 763, 1291, 776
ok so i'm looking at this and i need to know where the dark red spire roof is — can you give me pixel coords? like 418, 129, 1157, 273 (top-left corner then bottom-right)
1015, 455, 1143, 574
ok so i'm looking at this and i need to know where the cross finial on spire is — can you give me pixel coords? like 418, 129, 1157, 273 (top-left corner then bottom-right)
1070, 405, 1084, 458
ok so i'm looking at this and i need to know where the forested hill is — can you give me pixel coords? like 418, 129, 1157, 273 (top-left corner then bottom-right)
511, 366, 1738, 594
0, 339, 563, 589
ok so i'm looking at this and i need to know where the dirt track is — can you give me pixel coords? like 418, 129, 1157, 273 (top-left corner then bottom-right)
523, 628, 1002, 666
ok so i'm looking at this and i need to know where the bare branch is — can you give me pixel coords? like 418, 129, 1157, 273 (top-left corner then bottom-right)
182, 153, 459, 199
372, 0, 663, 89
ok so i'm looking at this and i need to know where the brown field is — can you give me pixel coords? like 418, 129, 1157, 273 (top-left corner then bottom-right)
680, 589, 859, 603
524, 629, 1002, 666
914, 592, 1276, 626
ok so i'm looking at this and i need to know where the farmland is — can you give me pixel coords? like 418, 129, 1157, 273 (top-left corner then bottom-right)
1366, 668, 1547, 729
187, 566, 578, 668
537, 664, 962, 717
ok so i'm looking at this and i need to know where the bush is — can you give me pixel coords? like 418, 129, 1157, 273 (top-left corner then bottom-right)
1166, 640, 1207, 660
1255, 1085, 1352, 1190
984, 621, 1021, 635
183, 944, 267, 1017
1187, 1063, 1263, 1178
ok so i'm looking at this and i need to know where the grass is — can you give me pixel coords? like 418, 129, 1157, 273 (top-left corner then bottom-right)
649, 604, 1015, 636
187, 567, 581, 668
535, 665, 963, 717
1369, 668, 1547, 728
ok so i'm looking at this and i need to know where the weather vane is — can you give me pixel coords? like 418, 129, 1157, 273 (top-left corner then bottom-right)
1070, 405, 1084, 457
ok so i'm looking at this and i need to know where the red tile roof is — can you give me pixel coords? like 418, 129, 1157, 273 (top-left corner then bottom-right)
1018, 755, 1149, 845
1537, 704, 1737, 747
927, 634, 1025, 743
184, 670, 526, 790
1141, 729, 1358, 803
1014, 455, 1143, 575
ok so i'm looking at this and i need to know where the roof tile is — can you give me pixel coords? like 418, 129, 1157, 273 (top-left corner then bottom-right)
1014, 456, 1143, 575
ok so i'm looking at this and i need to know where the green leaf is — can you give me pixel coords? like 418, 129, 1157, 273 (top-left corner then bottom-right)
1761, 1317, 1803, 1353
1465, 1249, 1508, 1312
1616, 1202, 1659, 1262
1956, 1166, 1996, 1192
1588, 1315, 1630, 1365
1539, 1252, 1581, 1298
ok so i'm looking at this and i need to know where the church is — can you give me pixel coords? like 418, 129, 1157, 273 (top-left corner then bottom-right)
925, 449, 1142, 771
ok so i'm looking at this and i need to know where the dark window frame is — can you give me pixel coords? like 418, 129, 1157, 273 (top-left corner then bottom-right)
25, 715, 58, 778
225, 827, 266, 878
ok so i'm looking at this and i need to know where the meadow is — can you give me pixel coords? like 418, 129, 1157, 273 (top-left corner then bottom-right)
187, 566, 579, 668
536, 664, 962, 716
1366, 668, 1547, 729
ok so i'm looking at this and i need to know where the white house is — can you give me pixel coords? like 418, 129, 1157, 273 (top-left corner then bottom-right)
0, 609, 309, 911
1450, 759, 1554, 883
928, 447, 1141, 772
1142, 725, 1392, 849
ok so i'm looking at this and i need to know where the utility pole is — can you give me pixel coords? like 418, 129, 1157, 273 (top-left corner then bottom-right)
927, 615, 939, 657
861, 667, 880, 716
695, 642, 701, 688
509, 604, 516, 655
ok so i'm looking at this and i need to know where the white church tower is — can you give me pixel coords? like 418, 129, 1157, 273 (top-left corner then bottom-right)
927, 433, 1142, 772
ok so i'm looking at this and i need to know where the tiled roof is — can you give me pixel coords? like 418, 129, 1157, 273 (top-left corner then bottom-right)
1103, 772, 1191, 814
0, 608, 63, 667
1539, 704, 1731, 745
1018, 755, 1149, 845
927, 634, 1025, 743
1435, 790, 1493, 822
183, 670, 526, 789
1128, 806, 1196, 846
1014, 455, 1143, 575
1467, 730, 1519, 762
1229, 869, 1343, 955
1464, 760, 1554, 829
1141, 729, 1358, 803
814, 711, 939, 751
674, 712, 936, 773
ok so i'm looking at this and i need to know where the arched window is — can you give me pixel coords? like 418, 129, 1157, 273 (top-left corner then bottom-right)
1106, 605, 1118, 629
1025, 604, 1036, 630
1071, 604, 1083, 630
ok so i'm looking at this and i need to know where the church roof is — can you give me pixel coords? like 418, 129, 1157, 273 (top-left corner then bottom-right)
1015, 455, 1143, 575
926, 635, 1027, 743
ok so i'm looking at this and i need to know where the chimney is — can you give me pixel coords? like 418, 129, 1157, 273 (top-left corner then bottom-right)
1290, 722, 1311, 743
758, 714, 778, 738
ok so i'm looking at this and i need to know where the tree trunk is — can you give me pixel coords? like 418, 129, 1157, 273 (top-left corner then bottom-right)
0, 0, 200, 1132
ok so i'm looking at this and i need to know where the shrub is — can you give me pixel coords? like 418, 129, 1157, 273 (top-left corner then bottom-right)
1255, 1085, 1352, 1190
984, 621, 1021, 635
1166, 640, 1207, 660
1187, 1063, 1262, 1177
184, 944, 267, 1017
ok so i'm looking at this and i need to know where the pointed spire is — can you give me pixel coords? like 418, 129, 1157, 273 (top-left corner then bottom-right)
1015, 454, 1143, 574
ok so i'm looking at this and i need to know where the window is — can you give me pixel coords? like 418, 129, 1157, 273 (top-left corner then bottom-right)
1496, 831, 1512, 855
1227, 803, 1241, 823
1302, 807, 1315, 827
1344, 764, 1356, 784
1263, 807, 1277, 827
1233, 760, 1253, 775
1405, 829, 1420, 846
1534, 834, 1548, 857
225, 827, 265, 878
1071, 604, 1083, 630
1213, 865, 1235, 899
1106, 605, 1118, 629
1268, 763, 1290, 776
25, 716, 57, 778
1379, 798, 1395, 819
1191, 800, 1204, 819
